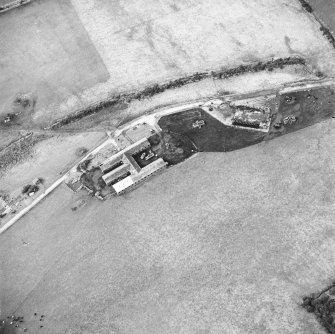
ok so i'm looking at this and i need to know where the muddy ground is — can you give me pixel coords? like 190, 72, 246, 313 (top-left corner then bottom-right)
158, 108, 266, 153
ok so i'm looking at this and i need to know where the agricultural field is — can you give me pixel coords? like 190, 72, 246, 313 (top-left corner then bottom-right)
58, 66, 317, 132
1, 119, 335, 334
2, 0, 335, 333
0, 0, 109, 126
1, 0, 335, 128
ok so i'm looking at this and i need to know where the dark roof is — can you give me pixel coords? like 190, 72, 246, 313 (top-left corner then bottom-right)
102, 164, 131, 185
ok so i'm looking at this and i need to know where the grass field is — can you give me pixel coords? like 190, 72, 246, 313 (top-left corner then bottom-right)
0, 132, 106, 226
1, 0, 335, 127
2, 1, 335, 333
308, 0, 335, 33
0, 0, 109, 124
1, 119, 335, 333
59, 67, 317, 132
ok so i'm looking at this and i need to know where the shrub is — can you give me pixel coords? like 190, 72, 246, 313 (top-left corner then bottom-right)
22, 184, 31, 194
76, 147, 88, 157
299, 0, 313, 13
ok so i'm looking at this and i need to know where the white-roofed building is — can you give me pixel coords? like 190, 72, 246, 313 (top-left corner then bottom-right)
113, 176, 134, 194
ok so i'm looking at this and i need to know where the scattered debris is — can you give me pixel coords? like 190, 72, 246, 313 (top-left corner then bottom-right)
192, 120, 206, 129
283, 115, 297, 125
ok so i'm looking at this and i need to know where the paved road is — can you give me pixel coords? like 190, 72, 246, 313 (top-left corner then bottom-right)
0, 136, 111, 235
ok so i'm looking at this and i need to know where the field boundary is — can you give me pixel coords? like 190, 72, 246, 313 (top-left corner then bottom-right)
0, 0, 33, 14
46, 56, 306, 130
298, 0, 335, 50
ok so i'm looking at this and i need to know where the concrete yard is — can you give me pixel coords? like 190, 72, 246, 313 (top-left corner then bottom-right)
1, 0, 335, 126
1, 119, 335, 333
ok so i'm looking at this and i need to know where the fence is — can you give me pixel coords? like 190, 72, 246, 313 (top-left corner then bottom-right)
0, 0, 33, 14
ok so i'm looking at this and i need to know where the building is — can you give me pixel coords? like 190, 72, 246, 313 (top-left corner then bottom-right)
0, 197, 11, 217
112, 158, 167, 195
102, 164, 131, 186
113, 176, 134, 193
99, 137, 167, 195
100, 138, 150, 174
124, 122, 156, 143
65, 171, 83, 192
100, 155, 124, 174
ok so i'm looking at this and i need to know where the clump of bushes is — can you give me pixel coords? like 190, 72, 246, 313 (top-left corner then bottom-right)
77, 159, 91, 172
298, 0, 313, 13
320, 26, 335, 48
22, 184, 39, 195
210, 57, 305, 79
298, 0, 335, 51
315, 70, 324, 78
302, 281, 335, 333
76, 147, 88, 157
49, 56, 306, 130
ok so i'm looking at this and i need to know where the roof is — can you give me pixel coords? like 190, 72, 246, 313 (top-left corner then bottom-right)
113, 176, 134, 193
64, 172, 83, 192
125, 123, 156, 142
141, 158, 167, 175
100, 155, 124, 173
124, 153, 141, 173
102, 164, 131, 185
125, 137, 150, 155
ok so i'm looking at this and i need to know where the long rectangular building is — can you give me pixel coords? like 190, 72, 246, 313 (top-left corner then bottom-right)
112, 158, 167, 194
102, 164, 131, 186
100, 137, 150, 174
100, 155, 124, 174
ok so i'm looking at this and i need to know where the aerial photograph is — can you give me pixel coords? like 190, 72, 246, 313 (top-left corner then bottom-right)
1, 0, 335, 333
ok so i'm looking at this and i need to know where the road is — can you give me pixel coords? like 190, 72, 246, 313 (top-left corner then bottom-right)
0, 135, 112, 235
